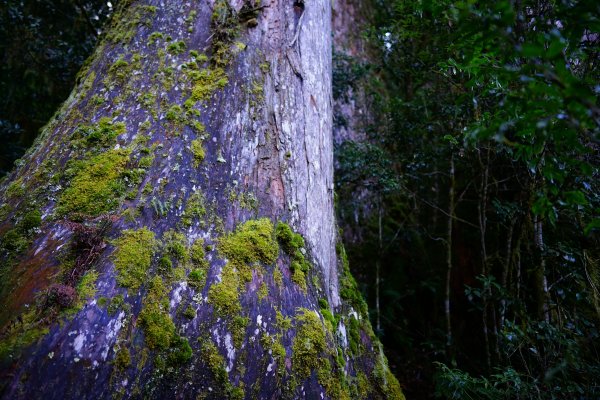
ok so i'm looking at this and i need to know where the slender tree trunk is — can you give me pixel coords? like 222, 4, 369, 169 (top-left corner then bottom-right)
500, 217, 515, 331
376, 201, 383, 334
533, 216, 550, 322
0, 1, 403, 399
445, 154, 455, 353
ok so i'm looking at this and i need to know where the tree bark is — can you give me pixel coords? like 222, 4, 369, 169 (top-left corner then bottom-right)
0, 1, 403, 399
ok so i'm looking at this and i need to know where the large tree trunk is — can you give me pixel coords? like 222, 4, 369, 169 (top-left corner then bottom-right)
0, 1, 403, 399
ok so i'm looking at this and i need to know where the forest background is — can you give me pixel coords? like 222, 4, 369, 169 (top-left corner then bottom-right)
1, 0, 599, 398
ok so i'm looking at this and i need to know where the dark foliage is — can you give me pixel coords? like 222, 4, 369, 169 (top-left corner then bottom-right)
335, 0, 600, 398
0, 0, 112, 177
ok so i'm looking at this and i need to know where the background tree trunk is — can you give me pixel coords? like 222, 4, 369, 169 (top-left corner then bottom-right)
0, 1, 403, 399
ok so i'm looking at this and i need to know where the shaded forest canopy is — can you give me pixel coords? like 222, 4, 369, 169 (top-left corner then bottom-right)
0, 0, 599, 399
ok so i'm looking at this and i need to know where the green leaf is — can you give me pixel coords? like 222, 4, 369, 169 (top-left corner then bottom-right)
564, 190, 587, 206
584, 219, 600, 235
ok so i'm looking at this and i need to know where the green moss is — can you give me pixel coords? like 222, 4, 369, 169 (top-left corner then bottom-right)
232, 315, 249, 348
276, 222, 304, 253
165, 104, 183, 122
112, 228, 157, 289
57, 149, 131, 218
317, 359, 351, 400
182, 190, 206, 227
291, 269, 307, 291
140, 120, 152, 131
195, 53, 209, 64
356, 371, 371, 398
319, 299, 336, 332
276, 222, 310, 290
109, 59, 130, 81
188, 268, 207, 289
218, 218, 278, 266
336, 242, 369, 317
373, 345, 405, 400
163, 230, 188, 262
114, 347, 131, 371
201, 338, 244, 398
208, 264, 241, 317
190, 139, 205, 167
6, 178, 25, 199
167, 335, 193, 366
80, 70, 96, 97
167, 40, 186, 54
140, 301, 175, 350
75, 270, 99, 308
275, 310, 292, 330
189, 68, 228, 102
187, 239, 210, 290
347, 316, 361, 355
291, 309, 328, 379
107, 294, 125, 315
105, 4, 157, 45
158, 255, 173, 273
259, 62, 270, 73
139, 155, 154, 168
148, 31, 164, 45
257, 282, 268, 301
273, 267, 283, 287
183, 305, 196, 319
229, 190, 258, 211
139, 276, 175, 350
20, 209, 42, 231
0, 309, 49, 361
201, 338, 229, 385
190, 239, 208, 267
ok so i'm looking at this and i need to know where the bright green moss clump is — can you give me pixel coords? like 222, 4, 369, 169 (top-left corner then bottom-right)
276, 222, 310, 290
112, 228, 156, 289
276, 222, 304, 253
182, 190, 206, 227
219, 218, 278, 266
139, 299, 174, 349
190, 139, 205, 167
292, 309, 328, 379
139, 276, 175, 350
208, 264, 241, 316
167, 40, 186, 54
188, 239, 209, 289
57, 149, 131, 218
71, 117, 125, 149
163, 229, 188, 262
6, 178, 25, 199
138, 276, 192, 366
165, 104, 183, 122
189, 67, 228, 102
74, 270, 99, 309
167, 335, 193, 366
